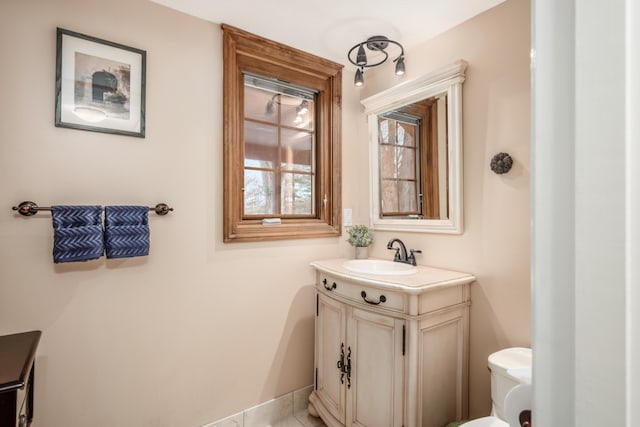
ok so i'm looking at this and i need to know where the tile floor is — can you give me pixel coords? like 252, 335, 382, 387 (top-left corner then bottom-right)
276, 409, 326, 427
205, 385, 326, 427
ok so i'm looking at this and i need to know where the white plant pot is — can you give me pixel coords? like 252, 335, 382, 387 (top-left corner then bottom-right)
354, 246, 369, 259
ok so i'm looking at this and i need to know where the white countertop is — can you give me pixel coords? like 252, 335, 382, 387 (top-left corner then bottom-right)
310, 258, 475, 294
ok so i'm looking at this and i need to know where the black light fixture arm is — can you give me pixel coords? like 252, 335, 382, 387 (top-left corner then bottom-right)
347, 36, 404, 69
348, 35, 405, 86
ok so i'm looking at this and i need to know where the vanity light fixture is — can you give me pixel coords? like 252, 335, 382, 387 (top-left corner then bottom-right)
265, 96, 310, 120
265, 94, 278, 115
348, 35, 406, 87
297, 100, 309, 115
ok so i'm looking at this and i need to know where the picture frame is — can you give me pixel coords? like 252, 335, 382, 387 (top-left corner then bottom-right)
55, 28, 146, 138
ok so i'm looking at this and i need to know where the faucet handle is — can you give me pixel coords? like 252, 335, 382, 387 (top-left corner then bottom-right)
408, 249, 422, 266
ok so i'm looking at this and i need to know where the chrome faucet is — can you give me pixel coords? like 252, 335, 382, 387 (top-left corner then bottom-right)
386, 238, 422, 266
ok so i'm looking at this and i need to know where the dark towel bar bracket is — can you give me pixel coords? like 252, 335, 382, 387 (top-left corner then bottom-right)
12, 201, 174, 216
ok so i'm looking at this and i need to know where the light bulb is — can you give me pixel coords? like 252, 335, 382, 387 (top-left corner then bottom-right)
395, 56, 405, 76
298, 100, 308, 114
354, 68, 364, 87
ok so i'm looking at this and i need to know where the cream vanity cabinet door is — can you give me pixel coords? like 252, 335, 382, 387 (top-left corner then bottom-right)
315, 292, 347, 424
313, 291, 405, 427
347, 307, 405, 427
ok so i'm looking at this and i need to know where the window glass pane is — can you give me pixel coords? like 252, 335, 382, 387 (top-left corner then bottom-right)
396, 147, 416, 179
282, 129, 313, 172
380, 145, 397, 179
244, 170, 277, 215
244, 85, 278, 124
379, 119, 390, 144
397, 122, 416, 147
380, 180, 399, 214
389, 121, 397, 144
244, 121, 278, 168
281, 173, 313, 215
281, 95, 314, 130
398, 181, 418, 212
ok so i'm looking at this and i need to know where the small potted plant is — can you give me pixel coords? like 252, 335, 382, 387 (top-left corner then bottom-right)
347, 225, 373, 259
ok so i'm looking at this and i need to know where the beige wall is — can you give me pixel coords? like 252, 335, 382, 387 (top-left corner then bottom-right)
0, 1, 359, 426
357, 0, 531, 417
0, 0, 529, 425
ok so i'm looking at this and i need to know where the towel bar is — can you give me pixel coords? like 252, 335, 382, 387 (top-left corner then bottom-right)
11, 201, 173, 216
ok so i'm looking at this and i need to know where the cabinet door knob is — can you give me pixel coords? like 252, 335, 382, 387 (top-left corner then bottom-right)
361, 291, 386, 305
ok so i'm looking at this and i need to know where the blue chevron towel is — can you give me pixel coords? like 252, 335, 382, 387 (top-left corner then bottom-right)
104, 206, 150, 259
51, 205, 104, 263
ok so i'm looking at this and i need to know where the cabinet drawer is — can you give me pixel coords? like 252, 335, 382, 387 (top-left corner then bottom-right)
317, 275, 406, 313
419, 284, 468, 315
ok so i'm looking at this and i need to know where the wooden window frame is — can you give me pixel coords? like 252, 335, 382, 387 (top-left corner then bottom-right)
223, 25, 342, 242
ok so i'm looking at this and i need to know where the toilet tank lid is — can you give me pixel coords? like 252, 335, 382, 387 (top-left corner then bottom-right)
488, 347, 532, 381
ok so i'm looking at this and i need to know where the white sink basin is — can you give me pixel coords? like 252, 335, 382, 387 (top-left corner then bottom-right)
343, 259, 417, 276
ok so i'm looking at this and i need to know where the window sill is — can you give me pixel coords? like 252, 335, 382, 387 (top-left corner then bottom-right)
224, 220, 341, 243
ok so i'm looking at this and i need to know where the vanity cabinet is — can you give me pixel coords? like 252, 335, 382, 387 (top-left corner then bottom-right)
308, 259, 475, 427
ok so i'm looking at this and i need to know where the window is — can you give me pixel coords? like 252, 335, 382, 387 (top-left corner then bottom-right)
378, 112, 421, 216
377, 96, 448, 220
223, 25, 342, 242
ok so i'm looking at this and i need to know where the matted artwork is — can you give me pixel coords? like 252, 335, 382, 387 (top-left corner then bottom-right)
55, 28, 146, 137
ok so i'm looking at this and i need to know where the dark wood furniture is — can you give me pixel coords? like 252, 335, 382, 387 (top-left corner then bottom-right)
0, 331, 41, 427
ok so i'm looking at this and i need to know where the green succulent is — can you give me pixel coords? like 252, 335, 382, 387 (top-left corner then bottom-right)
347, 225, 373, 247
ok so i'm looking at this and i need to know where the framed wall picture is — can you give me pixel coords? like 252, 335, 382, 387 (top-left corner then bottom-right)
55, 28, 146, 138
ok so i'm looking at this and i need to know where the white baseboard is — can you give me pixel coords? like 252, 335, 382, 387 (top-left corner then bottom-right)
202, 385, 322, 427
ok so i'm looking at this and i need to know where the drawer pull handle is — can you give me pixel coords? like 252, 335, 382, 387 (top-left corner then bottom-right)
361, 291, 386, 305
322, 278, 337, 291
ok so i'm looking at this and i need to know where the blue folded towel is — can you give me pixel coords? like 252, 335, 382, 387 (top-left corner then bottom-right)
51, 205, 104, 263
104, 206, 150, 259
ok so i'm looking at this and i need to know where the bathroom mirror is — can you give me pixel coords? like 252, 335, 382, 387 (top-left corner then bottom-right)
361, 60, 467, 234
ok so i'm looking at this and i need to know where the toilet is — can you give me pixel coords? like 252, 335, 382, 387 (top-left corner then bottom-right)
460, 347, 532, 427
